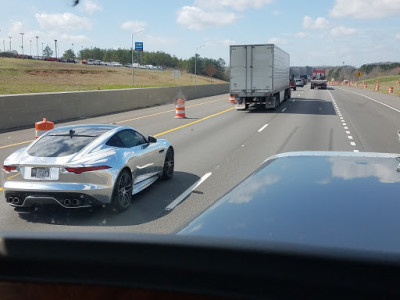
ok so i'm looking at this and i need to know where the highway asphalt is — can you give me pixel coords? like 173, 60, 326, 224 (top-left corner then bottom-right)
0, 84, 399, 233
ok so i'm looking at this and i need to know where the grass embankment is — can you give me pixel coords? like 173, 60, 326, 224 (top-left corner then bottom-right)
353, 75, 400, 96
0, 58, 226, 94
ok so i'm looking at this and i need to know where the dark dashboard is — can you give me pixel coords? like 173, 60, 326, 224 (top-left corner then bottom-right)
1, 231, 400, 299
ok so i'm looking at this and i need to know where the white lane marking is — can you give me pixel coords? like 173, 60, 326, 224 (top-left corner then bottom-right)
292, 99, 295, 102
281, 108, 287, 112
258, 123, 269, 132
328, 90, 360, 150
337, 87, 400, 113
165, 172, 212, 211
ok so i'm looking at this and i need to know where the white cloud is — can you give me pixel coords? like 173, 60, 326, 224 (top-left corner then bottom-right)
329, 26, 356, 37
121, 21, 147, 34
303, 16, 330, 29
221, 39, 236, 46
396, 33, 400, 40
272, 10, 280, 15
35, 13, 92, 31
177, 0, 272, 30
267, 37, 288, 45
295, 31, 310, 38
81, 0, 102, 14
59, 34, 89, 43
330, 0, 400, 19
177, 6, 237, 30
194, 0, 273, 11
8, 21, 24, 36
144, 34, 176, 47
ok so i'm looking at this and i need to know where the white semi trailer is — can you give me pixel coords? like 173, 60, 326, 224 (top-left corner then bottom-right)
230, 44, 291, 110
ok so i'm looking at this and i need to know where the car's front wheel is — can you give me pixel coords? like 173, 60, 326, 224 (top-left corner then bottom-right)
161, 147, 174, 179
111, 169, 132, 212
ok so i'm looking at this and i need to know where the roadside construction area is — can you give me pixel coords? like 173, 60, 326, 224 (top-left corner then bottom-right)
0, 84, 228, 131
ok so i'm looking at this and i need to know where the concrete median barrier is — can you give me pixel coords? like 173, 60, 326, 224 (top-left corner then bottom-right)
0, 84, 228, 131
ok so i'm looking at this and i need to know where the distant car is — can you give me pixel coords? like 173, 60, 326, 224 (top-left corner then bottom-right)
2, 124, 174, 211
295, 79, 304, 87
290, 78, 296, 90
110, 62, 122, 67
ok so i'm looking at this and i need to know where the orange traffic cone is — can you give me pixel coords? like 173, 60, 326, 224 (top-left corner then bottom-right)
175, 98, 186, 118
35, 118, 54, 138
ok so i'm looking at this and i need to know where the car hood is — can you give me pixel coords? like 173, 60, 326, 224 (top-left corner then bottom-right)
180, 151, 400, 253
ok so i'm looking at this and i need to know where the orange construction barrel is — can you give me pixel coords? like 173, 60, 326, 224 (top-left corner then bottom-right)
35, 118, 54, 138
389, 87, 394, 94
175, 98, 186, 118
229, 95, 236, 104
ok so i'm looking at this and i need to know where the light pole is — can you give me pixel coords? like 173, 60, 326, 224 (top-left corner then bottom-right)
2, 40, 5, 52
194, 45, 204, 85
41, 42, 43, 54
131, 33, 134, 85
54, 40, 57, 59
20, 33, 24, 55
29, 40, 32, 56
36, 36, 39, 57
9, 36, 11, 51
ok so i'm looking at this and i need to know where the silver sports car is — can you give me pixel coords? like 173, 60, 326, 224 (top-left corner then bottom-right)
2, 124, 174, 211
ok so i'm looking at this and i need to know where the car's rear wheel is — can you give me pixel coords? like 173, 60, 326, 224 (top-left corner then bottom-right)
161, 147, 174, 179
111, 169, 132, 212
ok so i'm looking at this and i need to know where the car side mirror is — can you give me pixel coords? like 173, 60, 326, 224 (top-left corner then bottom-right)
148, 136, 157, 143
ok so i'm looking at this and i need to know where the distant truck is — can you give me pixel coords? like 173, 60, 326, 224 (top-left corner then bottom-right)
310, 69, 327, 89
229, 44, 291, 110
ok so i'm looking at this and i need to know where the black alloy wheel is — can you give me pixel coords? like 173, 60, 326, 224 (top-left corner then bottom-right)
111, 169, 132, 212
161, 148, 174, 179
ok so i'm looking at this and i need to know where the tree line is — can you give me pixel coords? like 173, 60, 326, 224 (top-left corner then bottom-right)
62, 47, 228, 81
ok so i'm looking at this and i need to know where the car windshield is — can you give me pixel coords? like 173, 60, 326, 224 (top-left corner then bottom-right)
28, 135, 97, 157
0, 0, 399, 251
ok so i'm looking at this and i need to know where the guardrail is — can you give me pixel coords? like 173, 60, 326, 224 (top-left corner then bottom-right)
0, 84, 229, 131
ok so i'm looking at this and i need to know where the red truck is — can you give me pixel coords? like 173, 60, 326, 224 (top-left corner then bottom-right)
310, 69, 327, 89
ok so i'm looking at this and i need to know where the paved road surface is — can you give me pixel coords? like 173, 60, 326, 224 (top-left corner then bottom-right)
0, 84, 399, 233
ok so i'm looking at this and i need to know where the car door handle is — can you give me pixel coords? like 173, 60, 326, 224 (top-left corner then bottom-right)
159, 149, 165, 153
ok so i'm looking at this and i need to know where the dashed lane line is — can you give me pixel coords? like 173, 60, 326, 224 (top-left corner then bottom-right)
327, 90, 359, 152
258, 124, 269, 133
165, 172, 212, 211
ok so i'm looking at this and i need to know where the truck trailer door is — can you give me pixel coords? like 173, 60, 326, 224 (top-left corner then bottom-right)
230, 46, 248, 93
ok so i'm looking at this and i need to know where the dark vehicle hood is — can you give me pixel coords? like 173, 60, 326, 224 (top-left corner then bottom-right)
180, 151, 400, 253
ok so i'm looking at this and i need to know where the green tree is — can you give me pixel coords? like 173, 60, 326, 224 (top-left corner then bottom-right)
63, 49, 76, 59
43, 45, 53, 58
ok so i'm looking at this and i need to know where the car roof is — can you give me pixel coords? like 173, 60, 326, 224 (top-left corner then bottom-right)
180, 151, 400, 253
45, 124, 120, 137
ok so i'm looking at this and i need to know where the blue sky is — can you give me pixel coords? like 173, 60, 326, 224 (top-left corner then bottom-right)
0, 0, 400, 67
